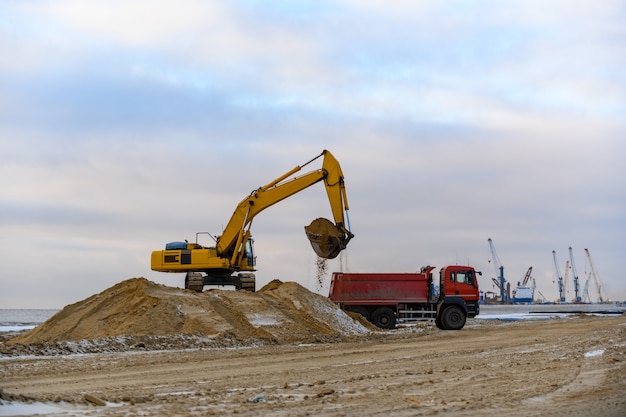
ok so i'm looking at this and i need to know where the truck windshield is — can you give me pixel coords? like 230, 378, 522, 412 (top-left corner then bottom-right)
452, 270, 475, 286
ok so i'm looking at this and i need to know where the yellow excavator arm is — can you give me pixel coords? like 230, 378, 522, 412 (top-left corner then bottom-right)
217, 149, 352, 263
151, 149, 354, 292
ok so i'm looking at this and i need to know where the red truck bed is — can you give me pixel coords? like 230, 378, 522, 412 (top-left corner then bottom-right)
329, 272, 430, 305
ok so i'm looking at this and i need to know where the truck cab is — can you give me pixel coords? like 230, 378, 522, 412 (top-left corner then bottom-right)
436, 265, 480, 329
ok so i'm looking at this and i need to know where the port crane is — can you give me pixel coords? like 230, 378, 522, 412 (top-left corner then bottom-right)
569, 246, 582, 303
584, 248, 604, 303
581, 277, 591, 303
552, 250, 566, 303
520, 266, 533, 287
511, 266, 534, 303
563, 260, 570, 298
487, 238, 507, 303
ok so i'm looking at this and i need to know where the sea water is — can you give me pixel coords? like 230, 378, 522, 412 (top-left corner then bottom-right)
0, 309, 58, 332
477, 302, 625, 321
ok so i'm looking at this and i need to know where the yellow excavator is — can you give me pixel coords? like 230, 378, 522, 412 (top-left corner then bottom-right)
151, 150, 354, 292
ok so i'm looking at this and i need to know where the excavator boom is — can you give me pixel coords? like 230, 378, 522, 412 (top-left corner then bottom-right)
217, 150, 351, 259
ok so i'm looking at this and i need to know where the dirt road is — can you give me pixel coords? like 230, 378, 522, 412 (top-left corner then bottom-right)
1, 315, 624, 416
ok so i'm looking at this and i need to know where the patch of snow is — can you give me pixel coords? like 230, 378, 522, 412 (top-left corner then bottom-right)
247, 313, 282, 327
0, 400, 92, 416
155, 390, 196, 396
584, 349, 604, 358
477, 313, 569, 321
308, 297, 370, 335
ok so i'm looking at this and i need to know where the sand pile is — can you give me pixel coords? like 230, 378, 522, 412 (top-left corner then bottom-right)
8, 278, 370, 350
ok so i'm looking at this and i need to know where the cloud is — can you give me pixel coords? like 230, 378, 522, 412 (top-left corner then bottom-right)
0, 1, 624, 307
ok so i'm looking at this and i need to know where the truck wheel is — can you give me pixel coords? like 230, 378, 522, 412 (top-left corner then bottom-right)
435, 314, 446, 330
372, 307, 396, 329
348, 306, 370, 321
441, 305, 466, 330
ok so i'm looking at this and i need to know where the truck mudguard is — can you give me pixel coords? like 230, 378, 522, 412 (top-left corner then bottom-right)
440, 296, 469, 310
441, 295, 479, 318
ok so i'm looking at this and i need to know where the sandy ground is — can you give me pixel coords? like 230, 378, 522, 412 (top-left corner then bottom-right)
1, 315, 625, 416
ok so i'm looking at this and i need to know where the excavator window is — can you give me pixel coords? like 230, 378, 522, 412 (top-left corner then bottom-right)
245, 238, 256, 267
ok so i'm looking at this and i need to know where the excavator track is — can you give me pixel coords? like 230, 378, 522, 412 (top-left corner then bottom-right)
185, 272, 256, 293
185, 272, 205, 292
238, 273, 256, 292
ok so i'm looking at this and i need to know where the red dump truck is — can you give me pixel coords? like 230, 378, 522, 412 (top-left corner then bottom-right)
329, 265, 480, 330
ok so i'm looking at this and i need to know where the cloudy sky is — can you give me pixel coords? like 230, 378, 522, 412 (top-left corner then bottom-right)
1, 1, 624, 309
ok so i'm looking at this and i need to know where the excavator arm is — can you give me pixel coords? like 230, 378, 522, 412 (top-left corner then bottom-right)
217, 149, 353, 262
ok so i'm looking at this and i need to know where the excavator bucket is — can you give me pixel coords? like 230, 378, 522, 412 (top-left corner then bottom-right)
304, 218, 351, 259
